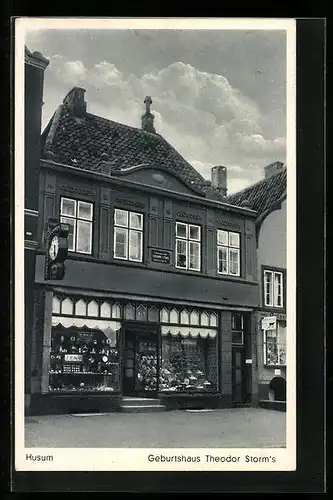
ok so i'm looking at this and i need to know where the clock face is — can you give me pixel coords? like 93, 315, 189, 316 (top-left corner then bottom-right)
49, 236, 59, 260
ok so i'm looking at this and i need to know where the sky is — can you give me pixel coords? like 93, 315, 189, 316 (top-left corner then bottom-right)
26, 28, 287, 194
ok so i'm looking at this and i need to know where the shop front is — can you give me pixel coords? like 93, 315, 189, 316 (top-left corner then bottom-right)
30, 290, 256, 414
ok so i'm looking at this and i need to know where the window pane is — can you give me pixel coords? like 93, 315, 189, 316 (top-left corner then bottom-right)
176, 239, 187, 268
229, 248, 240, 275
114, 209, 128, 227
274, 272, 283, 307
217, 246, 228, 274
78, 201, 93, 221
229, 232, 240, 248
130, 212, 143, 230
61, 198, 76, 217
232, 330, 243, 345
176, 222, 187, 239
217, 229, 228, 246
189, 225, 200, 241
76, 220, 92, 254
114, 227, 128, 259
129, 230, 142, 261
60, 217, 76, 251
189, 241, 200, 270
264, 271, 273, 306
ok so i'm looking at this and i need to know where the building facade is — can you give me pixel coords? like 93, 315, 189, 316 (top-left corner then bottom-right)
25, 53, 263, 415
227, 162, 287, 405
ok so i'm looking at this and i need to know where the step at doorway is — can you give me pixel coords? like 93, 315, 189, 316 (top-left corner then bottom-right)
120, 396, 166, 413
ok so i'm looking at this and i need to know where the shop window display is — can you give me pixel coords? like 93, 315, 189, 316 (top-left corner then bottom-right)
49, 328, 120, 393
159, 336, 218, 393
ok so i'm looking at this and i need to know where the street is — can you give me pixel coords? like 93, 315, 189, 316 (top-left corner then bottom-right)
25, 407, 286, 448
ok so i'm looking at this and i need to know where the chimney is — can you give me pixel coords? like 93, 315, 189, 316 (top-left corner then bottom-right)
141, 96, 156, 133
264, 161, 285, 179
211, 166, 228, 196
63, 87, 87, 117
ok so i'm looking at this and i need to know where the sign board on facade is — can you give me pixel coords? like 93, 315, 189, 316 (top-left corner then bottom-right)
245, 359, 252, 364
261, 316, 277, 330
274, 368, 282, 376
151, 249, 171, 264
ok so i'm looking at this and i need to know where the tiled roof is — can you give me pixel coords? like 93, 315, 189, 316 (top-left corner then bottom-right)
226, 168, 287, 216
41, 101, 224, 201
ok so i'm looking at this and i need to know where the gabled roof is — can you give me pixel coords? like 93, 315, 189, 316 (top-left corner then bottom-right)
41, 94, 225, 201
225, 167, 287, 216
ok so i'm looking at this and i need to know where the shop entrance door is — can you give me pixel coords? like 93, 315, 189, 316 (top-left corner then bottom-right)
232, 346, 246, 404
123, 327, 159, 397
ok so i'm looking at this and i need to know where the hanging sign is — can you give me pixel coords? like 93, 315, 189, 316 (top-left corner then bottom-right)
261, 316, 277, 330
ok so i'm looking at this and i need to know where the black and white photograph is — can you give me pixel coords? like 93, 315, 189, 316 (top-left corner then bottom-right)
15, 18, 296, 472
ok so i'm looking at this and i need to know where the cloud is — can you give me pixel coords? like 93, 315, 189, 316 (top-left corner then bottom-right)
43, 56, 286, 191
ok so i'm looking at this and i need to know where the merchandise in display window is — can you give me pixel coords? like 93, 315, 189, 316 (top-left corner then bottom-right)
49, 328, 120, 393
135, 338, 158, 392
159, 336, 218, 393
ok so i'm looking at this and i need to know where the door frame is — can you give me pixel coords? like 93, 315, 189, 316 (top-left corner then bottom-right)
121, 321, 160, 397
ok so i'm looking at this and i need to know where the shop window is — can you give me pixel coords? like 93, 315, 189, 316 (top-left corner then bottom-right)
263, 269, 284, 308
200, 311, 209, 326
52, 296, 61, 314
100, 301, 111, 318
148, 306, 159, 322
159, 336, 218, 393
264, 323, 286, 366
49, 328, 120, 393
111, 303, 121, 319
124, 303, 135, 320
217, 230, 240, 276
180, 309, 190, 325
87, 300, 99, 317
113, 209, 143, 262
190, 310, 199, 325
61, 297, 73, 315
170, 309, 179, 323
60, 197, 93, 254
175, 222, 201, 271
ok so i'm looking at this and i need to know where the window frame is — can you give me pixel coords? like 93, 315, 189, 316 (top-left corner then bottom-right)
175, 221, 201, 272
113, 208, 144, 263
263, 267, 285, 309
217, 229, 241, 277
60, 197, 93, 255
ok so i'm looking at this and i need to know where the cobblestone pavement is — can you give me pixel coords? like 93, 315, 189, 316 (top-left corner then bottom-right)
25, 408, 286, 448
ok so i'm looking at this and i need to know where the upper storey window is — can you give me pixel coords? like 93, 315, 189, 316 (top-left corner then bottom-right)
60, 198, 93, 254
217, 230, 240, 276
113, 209, 143, 262
175, 222, 201, 271
263, 269, 284, 308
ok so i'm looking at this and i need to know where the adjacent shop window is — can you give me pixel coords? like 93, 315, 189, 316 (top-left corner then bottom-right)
264, 322, 286, 366
60, 198, 93, 254
217, 230, 240, 276
49, 328, 120, 393
263, 270, 284, 307
231, 312, 244, 345
159, 336, 218, 393
113, 209, 143, 262
175, 222, 201, 271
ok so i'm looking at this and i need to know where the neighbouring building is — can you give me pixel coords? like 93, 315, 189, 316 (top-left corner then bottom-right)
227, 162, 287, 405
25, 50, 264, 416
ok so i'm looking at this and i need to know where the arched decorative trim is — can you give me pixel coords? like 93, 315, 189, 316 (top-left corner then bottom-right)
161, 325, 216, 339
124, 303, 135, 320
190, 310, 199, 326
148, 306, 159, 322
52, 316, 121, 334
136, 304, 147, 321
75, 299, 87, 316
111, 302, 121, 319
170, 308, 179, 324
100, 301, 111, 318
52, 296, 61, 314
209, 312, 218, 327
87, 300, 99, 317
61, 297, 73, 315
180, 309, 190, 325
200, 312, 209, 326
160, 308, 169, 323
